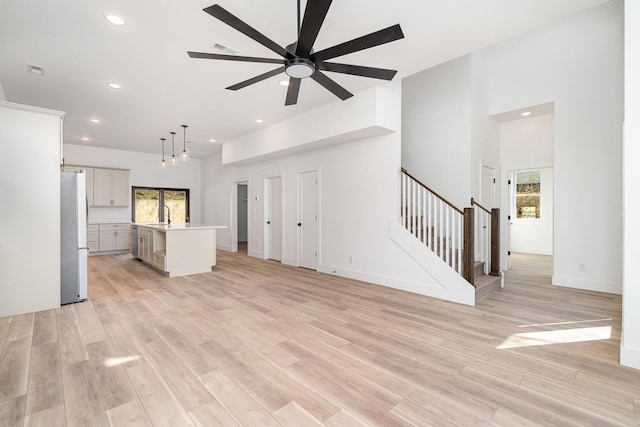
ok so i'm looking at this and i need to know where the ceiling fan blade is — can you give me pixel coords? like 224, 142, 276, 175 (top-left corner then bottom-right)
295, 0, 332, 57
319, 62, 397, 80
187, 51, 283, 64
203, 4, 290, 58
310, 72, 353, 101
285, 78, 302, 106
312, 24, 404, 62
226, 66, 286, 91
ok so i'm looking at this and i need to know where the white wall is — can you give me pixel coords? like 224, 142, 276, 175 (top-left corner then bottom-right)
488, 0, 623, 293
500, 114, 555, 170
63, 144, 202, 224
621, 0, 640, 369
470, 51, 501, 203
0, 101, 62, 317
402, 55, 472, 209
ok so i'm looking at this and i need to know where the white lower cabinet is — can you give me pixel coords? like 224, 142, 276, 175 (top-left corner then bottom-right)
136, 227, 167, 273
94, 223, 131, 253
137, 227, 153, 263
87, 225, 99, 253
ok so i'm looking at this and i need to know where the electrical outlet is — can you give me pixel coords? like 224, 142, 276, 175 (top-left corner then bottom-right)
578, 263, 586, 272
348, 255, 353, 264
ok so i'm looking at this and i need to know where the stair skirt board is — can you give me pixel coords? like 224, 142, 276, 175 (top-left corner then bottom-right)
389, 218, 475, 306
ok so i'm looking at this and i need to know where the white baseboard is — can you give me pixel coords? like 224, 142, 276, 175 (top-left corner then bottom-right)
621, 345, 640, 370
552, 275, 622, 295
317, 264, 455, 299
217, 243, 232, 252
510, 247, 553, 255
281, 257, 297, 267
248, 249, 263, 258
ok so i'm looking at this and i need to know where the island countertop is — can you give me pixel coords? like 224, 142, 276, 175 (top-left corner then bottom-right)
135, 223, 226, 231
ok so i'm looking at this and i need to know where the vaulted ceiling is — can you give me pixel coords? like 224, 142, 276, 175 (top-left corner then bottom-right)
0, 0, 607, 158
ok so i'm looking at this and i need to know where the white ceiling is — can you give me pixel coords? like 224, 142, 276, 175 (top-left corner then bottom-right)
0, 0, 607, 159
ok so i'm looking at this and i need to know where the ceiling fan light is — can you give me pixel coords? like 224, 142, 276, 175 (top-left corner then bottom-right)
285, 58, 315, 79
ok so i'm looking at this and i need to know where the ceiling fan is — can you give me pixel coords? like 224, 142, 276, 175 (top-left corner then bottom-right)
187, 0, 404, 106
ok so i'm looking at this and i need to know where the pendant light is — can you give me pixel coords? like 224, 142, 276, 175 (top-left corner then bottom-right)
180, 124, 190, 162
160, 138, 167, 169
170, 131, 177, 166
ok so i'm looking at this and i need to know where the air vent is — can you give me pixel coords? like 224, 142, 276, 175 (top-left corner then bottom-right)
27, 64, 45, 75
213, 42, 238, 55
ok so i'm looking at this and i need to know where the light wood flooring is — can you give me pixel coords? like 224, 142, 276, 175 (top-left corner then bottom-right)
1, 251, 639, 426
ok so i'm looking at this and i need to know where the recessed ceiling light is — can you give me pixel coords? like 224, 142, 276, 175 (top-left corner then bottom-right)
90, 118, 101, 123
107, 82, 121, 89
521, 111, 531, 117
209, 139, 216, 143
279, 80, 289, 87
255, 119, 263, 124
105, 14, 125, 26
81, 137, 90, 141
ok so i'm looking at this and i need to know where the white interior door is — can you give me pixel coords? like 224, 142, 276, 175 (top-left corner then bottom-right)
298, 171, 318, 270
507, 170, 515, 269
266, 177, 282, 261
481, 165, 496, 208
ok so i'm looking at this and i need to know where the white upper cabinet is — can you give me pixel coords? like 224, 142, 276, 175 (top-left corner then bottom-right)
93, 168, 129, 207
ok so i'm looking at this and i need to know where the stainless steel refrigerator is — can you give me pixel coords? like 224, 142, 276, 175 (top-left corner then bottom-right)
61, 170, 88, 304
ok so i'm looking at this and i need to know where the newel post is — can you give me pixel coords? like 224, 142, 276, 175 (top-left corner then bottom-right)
490, 208, 500, 276
463, 207, 475, 286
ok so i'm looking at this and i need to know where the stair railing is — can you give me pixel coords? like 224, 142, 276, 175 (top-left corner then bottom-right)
401, 168, 474, 284
470, 198, 500, 276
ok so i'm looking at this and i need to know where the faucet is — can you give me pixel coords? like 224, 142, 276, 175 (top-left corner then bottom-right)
163, 204, 171, 224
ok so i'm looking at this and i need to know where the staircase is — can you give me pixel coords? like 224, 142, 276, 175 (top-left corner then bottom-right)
400, 167, 502, 304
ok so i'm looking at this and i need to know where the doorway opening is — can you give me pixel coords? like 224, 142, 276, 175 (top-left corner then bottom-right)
493, 102, 554, 274
237, 183, 248, 254
508, 167, 554, 260
231, 180, 249, 254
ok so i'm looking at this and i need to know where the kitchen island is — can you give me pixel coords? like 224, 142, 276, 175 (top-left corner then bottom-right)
135, 223, 226, 277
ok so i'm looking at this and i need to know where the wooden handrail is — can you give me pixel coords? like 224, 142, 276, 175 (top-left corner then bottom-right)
470, 197, 491, 215
401, 168, 464, 215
